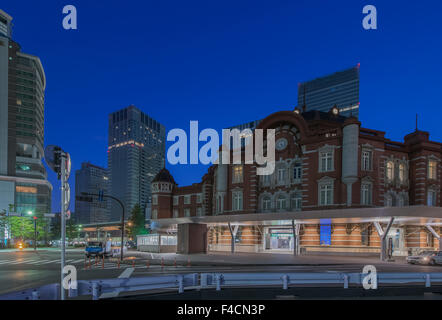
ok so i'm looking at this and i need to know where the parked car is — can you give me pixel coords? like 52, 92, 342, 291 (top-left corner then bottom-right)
406, 250, 438, 265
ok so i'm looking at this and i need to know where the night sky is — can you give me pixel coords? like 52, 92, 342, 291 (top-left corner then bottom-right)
3, 0, 442, 212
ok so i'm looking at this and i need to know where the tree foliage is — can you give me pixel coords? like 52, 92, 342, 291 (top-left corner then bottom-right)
127, 204, 148, 239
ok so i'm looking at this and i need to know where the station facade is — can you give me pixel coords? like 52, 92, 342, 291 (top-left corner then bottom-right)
147, 108, 442, 258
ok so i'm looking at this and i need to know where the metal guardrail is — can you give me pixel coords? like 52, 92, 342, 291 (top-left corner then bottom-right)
1, 272, 442, 300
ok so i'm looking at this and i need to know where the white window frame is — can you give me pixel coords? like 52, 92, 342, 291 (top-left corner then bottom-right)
319, 151, 333, 172
184, 208, 191, 217
184, 195, 191, 205
361, 183, 372, 205
173, 196, 179, 205
290, 193, 302, 211
293, 162, 302, 181
319, 181, 333, 206
173, 209, 179, 218
152, 195, 158, 205
262, 196, 271, 211
362, 150, 372, 171
277, 168, 286, 185
276, 194, 287, 210
196, 193, 202, 204
232, 190, 243, 211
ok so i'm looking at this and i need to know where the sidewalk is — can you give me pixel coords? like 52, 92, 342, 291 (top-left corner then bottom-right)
127, 251, 404, 266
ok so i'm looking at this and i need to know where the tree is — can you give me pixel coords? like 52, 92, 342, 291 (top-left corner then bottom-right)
127, 204, 148, 240
66, 219, 78, 241
10, 217, 34, 240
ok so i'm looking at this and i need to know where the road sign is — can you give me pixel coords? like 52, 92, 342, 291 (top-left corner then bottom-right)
64, 153, 72, 180
64, 183, 70, 211
44, 213, 56, 218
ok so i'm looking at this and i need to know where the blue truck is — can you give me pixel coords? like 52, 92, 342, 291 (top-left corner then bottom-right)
85, 241, 112, 258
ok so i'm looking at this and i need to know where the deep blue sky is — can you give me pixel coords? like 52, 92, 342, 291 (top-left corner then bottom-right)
3, 0, 442, 212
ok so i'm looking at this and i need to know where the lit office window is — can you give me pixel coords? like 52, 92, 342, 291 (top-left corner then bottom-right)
399, 163, 406, 183
428, 160, 437, 180
386, 161, 394, 181
232, 165, 243, 183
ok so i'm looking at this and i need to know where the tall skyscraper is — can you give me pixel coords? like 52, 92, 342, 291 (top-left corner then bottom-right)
108, 106, 165, 222
298, 65, 360, 118
74, 162, 110, 225
0, 9, 52, 216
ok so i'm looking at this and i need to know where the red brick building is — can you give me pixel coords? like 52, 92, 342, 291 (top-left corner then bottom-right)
146, 108, 442, 259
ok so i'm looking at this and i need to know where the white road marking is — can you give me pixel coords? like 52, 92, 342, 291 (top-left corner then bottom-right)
9, 259, 36, 265
118, 267, 134, 279
39, 259, 59, 265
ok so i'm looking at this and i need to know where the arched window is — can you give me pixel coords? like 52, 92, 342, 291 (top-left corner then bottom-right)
385, 194, 393, 207
399, 163, 406, 184
262, 196, 271, 211
386, 161, 394, 181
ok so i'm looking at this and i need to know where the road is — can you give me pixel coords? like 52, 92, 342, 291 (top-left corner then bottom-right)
1, 249, 442, 297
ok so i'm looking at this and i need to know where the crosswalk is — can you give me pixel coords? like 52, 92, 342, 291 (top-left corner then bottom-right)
0, 258, 85, 266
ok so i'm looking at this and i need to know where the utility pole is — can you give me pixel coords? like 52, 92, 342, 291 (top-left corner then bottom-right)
44, 145, 71, 300
60, 152, 67, 300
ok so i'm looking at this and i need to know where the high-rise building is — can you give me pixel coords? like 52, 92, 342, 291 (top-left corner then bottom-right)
297, 65, 360, 118
74, 162, 110, 225
108, 105, 165, 222
0, 9, 52, 217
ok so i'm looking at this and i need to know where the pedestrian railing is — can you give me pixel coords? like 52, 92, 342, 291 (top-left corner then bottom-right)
1, 272, 442, 300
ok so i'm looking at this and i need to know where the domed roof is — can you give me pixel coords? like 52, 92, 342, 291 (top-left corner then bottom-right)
152, 168, 176, 184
